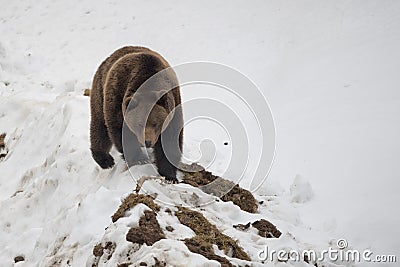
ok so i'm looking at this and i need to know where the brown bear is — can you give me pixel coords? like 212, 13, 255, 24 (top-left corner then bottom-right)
90, 46, 183, 182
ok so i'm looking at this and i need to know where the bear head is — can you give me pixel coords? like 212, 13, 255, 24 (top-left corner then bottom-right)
123, 90, 175, 148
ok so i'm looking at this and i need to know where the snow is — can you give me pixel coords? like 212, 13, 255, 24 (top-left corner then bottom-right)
289, 175, 314, 204
1, 0, 399, 266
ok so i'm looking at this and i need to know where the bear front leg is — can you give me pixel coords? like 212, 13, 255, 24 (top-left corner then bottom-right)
90, 117, 115, 169
154, 132, 181, 183
108, 126, 124, 154
91, 149, 115, 169
154, 142, 178, 183
122, 127, 149, 168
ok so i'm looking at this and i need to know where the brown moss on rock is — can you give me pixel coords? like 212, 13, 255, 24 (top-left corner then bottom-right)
137, 258, 165, 267
221, 184, 258, 213
14, 255, 25, 263
84, 89, 91, 96
0, 133, 7, 159
176, 207, 250, 262
178, 162, 205, 172
185, 237, 233, 267
92, 243, 104, 257
234, 219, 281, 238
112, 193, 160, 223
126, 210, 165, 246
0, 133, 5, 149
153, 258, 166, 266
164, 208, 172, 214
91, 241, 116, 267
252, 219, 281, 238
181, 168, 214, 187
181, 165, 258, 213
117, 263, 132, 267
233, 222, 251, 231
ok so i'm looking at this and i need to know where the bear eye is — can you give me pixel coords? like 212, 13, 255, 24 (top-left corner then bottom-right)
157, 95, 167, 105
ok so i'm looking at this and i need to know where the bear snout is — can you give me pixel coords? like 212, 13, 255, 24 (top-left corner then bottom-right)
144, 127, 159, 148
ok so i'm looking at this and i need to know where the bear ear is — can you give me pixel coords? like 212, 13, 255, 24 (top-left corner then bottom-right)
123, 96, 138, 114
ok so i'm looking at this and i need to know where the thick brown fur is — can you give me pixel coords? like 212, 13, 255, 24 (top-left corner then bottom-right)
90, 46, 183, 182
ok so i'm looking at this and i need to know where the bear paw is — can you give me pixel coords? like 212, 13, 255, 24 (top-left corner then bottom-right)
165, 176, 179, 184
92, 150, 115, 169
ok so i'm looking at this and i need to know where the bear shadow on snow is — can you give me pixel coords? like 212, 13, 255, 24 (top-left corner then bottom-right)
90, 46, 183, 183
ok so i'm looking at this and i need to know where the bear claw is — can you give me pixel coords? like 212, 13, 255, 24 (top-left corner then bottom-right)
165, 177, 179, 184
99, 156, 115, 169
92, 150, 115, 169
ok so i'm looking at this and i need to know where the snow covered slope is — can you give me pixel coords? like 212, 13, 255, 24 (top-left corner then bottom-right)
1, 0, 399, 266
0, 87, 336, 266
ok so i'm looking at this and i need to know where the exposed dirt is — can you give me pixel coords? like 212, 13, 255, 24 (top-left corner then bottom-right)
178, 162, 205, 172
234, 219, 281, 238
117, 263, 132, 267
14, 255, 24, 263
221, 184, 258, 213
0, 133, 7, 159
153, 258, 166, 266
126, 210, 165, 246
180, 163, 258, 213
84, 89, 91, 96
233, 222, 251, 231
91, 241, 116, 267
0, 133, 5, 149
185, 237, 233, 267
93, 164, 281, 265
252, 219, 281, 238
112, 194, 160, 223
164, 208, 172, 214
92, 243, 104, 257
136, 259, 165, 266
176, 207, 250, 263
